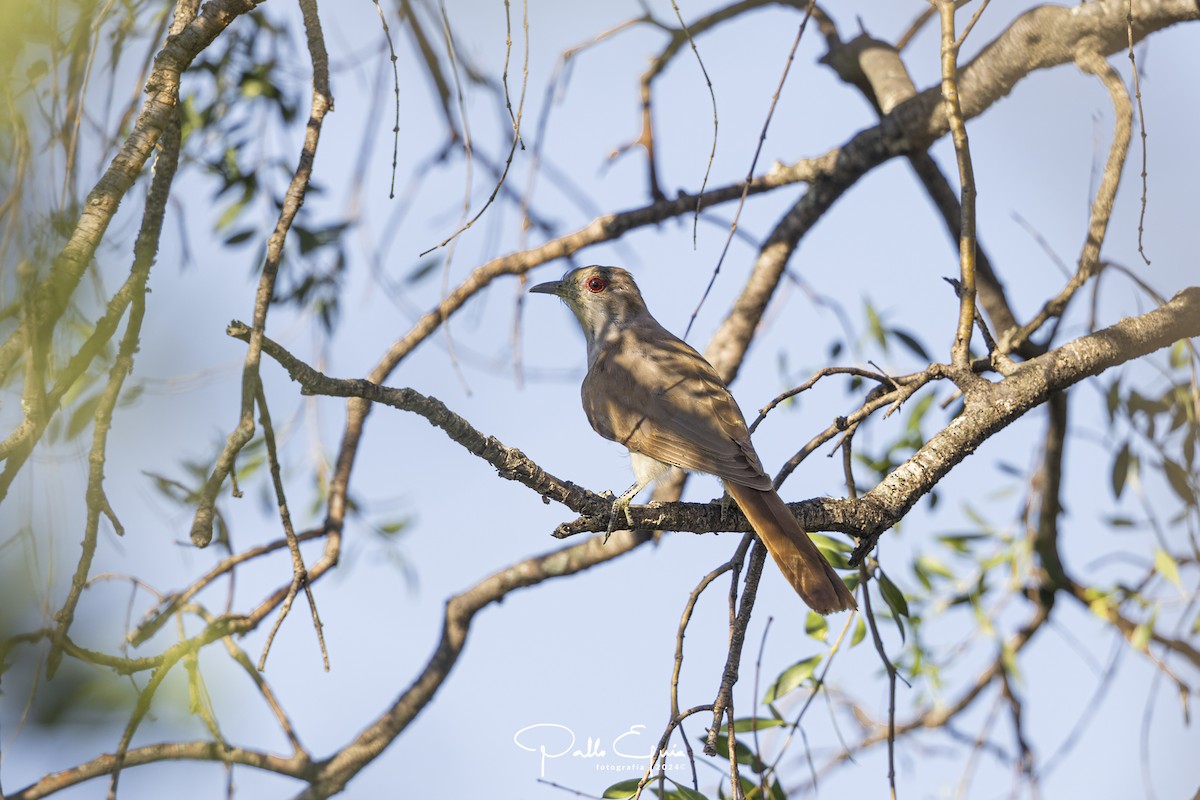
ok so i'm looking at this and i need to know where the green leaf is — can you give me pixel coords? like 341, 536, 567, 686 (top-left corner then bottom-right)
851, 614, 867, 647
916, 554, 955, 581
377, 518, 409, 536
1000, 641, 1021, 683
215, 183, 253, 231
864, 301, 886, 350
1111, 441, 1131, 499
666, 779, 710, 800
762, 654, 823, 704
723, 776, 782, 800
913, 559, 932, 591
25, 59, 48, 81
994, 461, 1024, 477
1105, 379, 1121, 422
878, 570, 909, 617
603, 779, 641, 799
807, 532, 851, 554
1131, 618, 1153, 652
805, 610, 828, 642
890, 327, 930, 360
1154, 548, 1183, 591
1169, 339, 1189, 369
235, 454, 264, 483
938, 532, 987, 553
877, 570, 909, 643
66, 391, 103, 440
904, 392, 936, 435
1162, 459, 1195, 505
1087, 590, 1116, 622
117, 383, 144, 408
808, 533, 852, 568
408, 257, 440, 284
707, 735, 765, 773
722, 717, 788, 734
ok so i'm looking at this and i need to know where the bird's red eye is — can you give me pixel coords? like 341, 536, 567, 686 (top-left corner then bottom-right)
585, 276, 607, 293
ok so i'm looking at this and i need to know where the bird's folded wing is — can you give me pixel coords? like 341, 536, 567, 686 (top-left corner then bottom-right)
582, 326, 772, 490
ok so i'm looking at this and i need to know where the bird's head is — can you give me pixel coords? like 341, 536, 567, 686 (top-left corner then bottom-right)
529, 265, 650, 348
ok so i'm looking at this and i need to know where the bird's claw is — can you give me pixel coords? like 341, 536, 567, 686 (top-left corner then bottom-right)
603, 495, 636, 544
718, 490, 733, 524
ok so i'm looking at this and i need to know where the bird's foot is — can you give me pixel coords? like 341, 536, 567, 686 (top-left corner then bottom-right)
604, 497, 633, 544
602, 482, 640, 544
718, 490, 733, 526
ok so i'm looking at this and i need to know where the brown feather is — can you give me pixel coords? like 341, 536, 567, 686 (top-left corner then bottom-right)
725, 482, 858, 614
541, 265, 856, 615
582, 321, 772, 490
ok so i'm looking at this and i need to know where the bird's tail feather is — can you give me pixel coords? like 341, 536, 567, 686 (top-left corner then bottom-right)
724, 482, 857, 615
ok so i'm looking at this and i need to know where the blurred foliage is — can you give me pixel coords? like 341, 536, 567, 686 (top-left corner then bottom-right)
184, 10, 352, 332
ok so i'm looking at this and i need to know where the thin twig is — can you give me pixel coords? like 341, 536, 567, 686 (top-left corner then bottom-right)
704, 540, 768, 755
860, 561, 899, 800
190, 0, 333, 548
255, 384, 329, 673
749, 366, 902, 434
683, 0, 817, 340
669, 539, 751, 790
1126, 0, 1151, 264
418, 0, 529, 257
370, 0, 402, 198
937, 0, 983, 368
666, 0, 719, 245
1003, 49, 1132, 355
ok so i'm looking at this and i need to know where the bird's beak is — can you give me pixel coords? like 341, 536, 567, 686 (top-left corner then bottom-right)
529, 279, 565, 297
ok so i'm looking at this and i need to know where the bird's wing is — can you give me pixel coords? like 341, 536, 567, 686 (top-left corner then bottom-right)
582, 323, 772, 490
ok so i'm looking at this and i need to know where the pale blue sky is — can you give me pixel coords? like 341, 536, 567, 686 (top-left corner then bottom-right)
2, 1, 1198, 798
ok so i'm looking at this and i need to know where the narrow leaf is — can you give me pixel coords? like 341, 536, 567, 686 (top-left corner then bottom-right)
1162, 459, 1195, 505
762, 654, 823, 704
602, 779, 641, 799
1154, 548, 1183, 591
805, 610, 828, 642
722, 717, 788, 734
917, 554, 955, 580
890, 327, 930, 360
1111, 441, 1131, 499
707, 735, 765, 773
851, 614, 867, 647
878, 570, 909, 617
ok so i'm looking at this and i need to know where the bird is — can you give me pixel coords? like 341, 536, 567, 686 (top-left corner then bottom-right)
530, 265, 856, 614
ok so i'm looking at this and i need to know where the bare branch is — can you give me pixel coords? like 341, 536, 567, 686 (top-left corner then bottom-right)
936, 0, 984, 367
190, 0, 333, 547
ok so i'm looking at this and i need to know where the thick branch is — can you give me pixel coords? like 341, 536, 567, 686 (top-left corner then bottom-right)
240, 285, 1200, 556
814, 25, 1024, 348
8, 742, 313, 800
227, 322, 610, 519
383, 0, 1199, 377
556, 289, 1200, 554
295, 532, 649, 799
850, 286, 1200, 558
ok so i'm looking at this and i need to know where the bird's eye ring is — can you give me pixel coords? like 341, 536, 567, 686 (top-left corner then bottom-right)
585, 276, 607, 293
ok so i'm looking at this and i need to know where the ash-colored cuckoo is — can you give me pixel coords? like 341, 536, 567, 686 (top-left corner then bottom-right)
530, 265, 856, 614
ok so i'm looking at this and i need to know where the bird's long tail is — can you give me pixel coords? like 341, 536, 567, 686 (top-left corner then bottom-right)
724, 482, 857, 614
